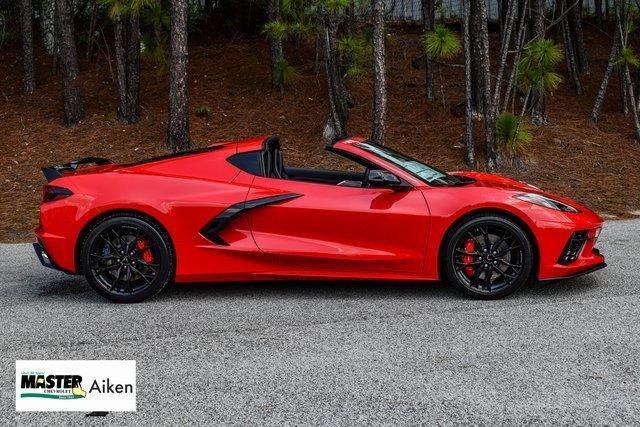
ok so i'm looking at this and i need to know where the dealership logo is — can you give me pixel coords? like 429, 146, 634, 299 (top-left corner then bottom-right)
16, 361, 136, 412
20, 373, 87, 399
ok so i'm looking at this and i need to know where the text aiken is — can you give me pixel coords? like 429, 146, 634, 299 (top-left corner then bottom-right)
90, 379, 133, 394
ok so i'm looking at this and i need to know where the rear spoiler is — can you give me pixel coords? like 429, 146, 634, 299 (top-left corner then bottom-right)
41, 157, 114, 182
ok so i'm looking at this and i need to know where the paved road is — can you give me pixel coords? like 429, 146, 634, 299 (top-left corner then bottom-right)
1, 220, 639, 425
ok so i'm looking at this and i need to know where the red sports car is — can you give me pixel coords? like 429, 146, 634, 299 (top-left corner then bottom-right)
34, 135, 606, 302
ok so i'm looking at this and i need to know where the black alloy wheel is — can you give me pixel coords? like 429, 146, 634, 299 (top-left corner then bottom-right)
81, 214, 174, 303
443, 214, 533, 299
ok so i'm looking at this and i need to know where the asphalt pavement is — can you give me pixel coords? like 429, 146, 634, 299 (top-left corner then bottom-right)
1, 219, 639, 425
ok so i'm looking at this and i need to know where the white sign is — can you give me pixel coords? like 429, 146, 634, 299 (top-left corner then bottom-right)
15, 360, 136, 412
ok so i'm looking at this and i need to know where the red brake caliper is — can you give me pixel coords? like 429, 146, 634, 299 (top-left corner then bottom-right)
462, 238, 476, 277
136, 238, 154, 264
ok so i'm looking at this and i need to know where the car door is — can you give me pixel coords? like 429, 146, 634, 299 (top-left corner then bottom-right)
246, 175, 430, 274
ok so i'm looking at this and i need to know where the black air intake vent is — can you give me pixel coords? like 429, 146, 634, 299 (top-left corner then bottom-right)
558, 231, 589, 265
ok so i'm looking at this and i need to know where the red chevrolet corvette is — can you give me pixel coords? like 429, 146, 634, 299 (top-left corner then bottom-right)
34, 135, 606, 302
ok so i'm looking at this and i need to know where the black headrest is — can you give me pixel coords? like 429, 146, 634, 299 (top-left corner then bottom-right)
263, 135, 280, 152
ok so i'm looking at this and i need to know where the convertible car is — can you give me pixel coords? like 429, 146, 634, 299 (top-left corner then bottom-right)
34, 135, 606, 302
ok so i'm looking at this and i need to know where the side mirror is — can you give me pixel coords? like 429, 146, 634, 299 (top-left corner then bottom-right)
367, 169, 411, 191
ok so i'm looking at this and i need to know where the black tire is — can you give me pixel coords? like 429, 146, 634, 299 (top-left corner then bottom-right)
80, 214, 175, 303
442, 214, 533, 299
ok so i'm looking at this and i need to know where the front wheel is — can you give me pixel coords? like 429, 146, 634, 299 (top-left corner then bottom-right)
80, 214, 175, 303
443, 214, 533, 299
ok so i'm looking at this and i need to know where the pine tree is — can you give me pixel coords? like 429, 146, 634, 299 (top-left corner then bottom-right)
20, 0, 36, 94
104, 0, 145, 124
371, 0, 387, 145
265, 0, 284, 91
167, 0, 190, 152
56, 0, 84, 126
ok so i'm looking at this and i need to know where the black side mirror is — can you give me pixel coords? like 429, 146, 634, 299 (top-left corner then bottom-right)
367, 169, 411, 191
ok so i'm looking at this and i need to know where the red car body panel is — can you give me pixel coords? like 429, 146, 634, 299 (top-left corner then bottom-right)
35, 135, 605, 284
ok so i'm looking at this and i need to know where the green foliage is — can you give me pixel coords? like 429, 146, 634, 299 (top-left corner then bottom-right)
195, 105, 213, 117
323, 0, 350, 13
615, 47, 640, 69
287, 21, 318, 39
262, 20, 288, 40
279, 0, 323, 39
424, 24, 461, 61
142, 2, 170, 31
140, 33, 169, 72
276, 58, 297, 86
139, 1, 171, 73
517, 39, 564, 92
435, 0, 447, 18
99, 0, 155, 19
496, 113, 533, 155
339, 30, 374, 80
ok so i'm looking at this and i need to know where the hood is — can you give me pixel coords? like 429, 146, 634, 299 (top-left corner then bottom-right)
450, 171, 538, 192
450, 171, 593, 213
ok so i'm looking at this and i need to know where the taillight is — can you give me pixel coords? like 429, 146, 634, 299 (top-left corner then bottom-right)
42, 185, 73, 202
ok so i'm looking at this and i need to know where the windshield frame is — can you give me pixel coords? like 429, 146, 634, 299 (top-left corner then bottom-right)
353, 141, 466, 186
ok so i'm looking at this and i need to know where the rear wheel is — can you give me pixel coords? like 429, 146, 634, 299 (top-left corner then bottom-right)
443, 214, 533, 299
81, 214, 174, 303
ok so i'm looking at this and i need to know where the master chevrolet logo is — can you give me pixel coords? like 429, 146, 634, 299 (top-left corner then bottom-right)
20, 374, 87, 399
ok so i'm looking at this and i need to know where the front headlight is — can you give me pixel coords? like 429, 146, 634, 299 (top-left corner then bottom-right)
514, 193, 579, 213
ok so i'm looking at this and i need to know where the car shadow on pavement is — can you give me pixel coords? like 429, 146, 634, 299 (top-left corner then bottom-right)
32, 271, 601, 303
156, 275, 601, 303
158, 280, 460, 302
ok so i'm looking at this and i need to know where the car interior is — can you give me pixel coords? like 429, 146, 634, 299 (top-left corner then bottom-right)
262, 135, 374, 188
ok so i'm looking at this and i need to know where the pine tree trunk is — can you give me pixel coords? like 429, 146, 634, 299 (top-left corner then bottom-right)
51, 3, 59, 76
471, 0, 498, 170
620, 69, 629, 116
462, 0, 475, 168
20, 0, 36, 94
322, 15, 349, 141
492, 0, 517, 111
470, 11, 485, 116
530, 0, 547, 124
86, 0, 97, 58
614, 0, 640, 138
624, 65, 640, 139
167, 0, 190, 152
126, 12, 140, 122
57, 0, 78, 79
346, 0, 356, 36
590, 30, 619, 122
594, 0, 603, 27
56, 0, 84, 126
502, 0, 529, 113
267, 0, 283, 91
371, 0, 387, 145
561, 2, 583, 95
114, 15, 129, 121
421, 0, 435, 101
569, 0, 589, 74
115, 12, 141, 124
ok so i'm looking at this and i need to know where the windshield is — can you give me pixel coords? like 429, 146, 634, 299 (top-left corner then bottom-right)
354, 141, 467, 186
